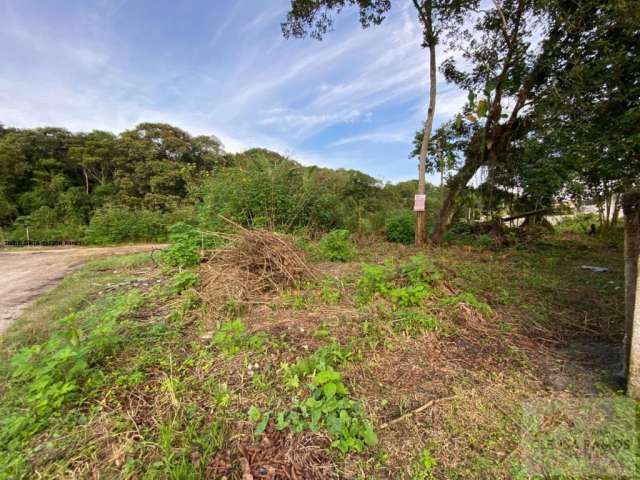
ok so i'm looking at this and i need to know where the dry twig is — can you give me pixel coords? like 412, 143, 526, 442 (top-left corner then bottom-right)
380, 395, 456, 429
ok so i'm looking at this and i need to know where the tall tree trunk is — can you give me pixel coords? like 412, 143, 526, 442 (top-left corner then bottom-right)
612, 193, 621, 227
431, 154, 484, 243
415, 0, 437, 247
604, 186, 612, 227
623, 192, 640, 398
429, 0, 529, 243
83, 167, 89, 194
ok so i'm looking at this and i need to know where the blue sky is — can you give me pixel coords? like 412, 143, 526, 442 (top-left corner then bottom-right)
0, 0, 467, 183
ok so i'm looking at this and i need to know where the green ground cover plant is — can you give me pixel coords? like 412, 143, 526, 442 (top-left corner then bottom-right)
0, 229, 629, 479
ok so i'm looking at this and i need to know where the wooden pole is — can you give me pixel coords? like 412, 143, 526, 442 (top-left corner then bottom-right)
414, 0, 436, 247
623, 192, 640, 398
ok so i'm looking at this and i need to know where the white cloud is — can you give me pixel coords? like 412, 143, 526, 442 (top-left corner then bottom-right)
327, 130, 409, 148
0, 0, 469, 182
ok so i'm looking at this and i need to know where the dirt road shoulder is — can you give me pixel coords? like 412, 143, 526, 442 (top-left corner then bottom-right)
0, 245, 162, 334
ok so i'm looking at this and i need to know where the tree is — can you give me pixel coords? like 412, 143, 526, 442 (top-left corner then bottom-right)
428, 0, 564, 242
411, 120, 462, 187
113, 123, 222, 211
525, 0, 639, 226
282, 0, 475, 246
0, 123, 226, 240
68, 131, 117, 194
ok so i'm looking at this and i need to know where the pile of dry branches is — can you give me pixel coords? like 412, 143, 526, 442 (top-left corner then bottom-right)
200, 229, 315, 308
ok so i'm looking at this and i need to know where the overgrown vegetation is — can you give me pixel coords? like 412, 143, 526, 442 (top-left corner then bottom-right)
0, 126, 452, 244
385, 210, 415, 245
0, 225, 631, 478
357, 255, 442, 308
319, 229, 355, 262
1, 0, 636, 476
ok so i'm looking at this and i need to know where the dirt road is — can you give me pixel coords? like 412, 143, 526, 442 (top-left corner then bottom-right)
0, 245, 161, 334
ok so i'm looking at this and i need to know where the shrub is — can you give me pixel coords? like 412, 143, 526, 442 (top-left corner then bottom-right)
555, 213, 599, 234
319, 229, 355, 262
85, 206, 167, 244
385, 211, 415, 244
475, 233, 494, 248
161, 223, 202, 267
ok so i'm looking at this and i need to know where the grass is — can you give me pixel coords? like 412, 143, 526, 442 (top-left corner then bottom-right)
0, 232, 634, 479
0, 252, 154, 352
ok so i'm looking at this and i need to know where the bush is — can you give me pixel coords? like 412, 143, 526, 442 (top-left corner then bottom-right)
319, 229, 355, 262
385, 211, 415, 244
161, 223, 202, 267
555, 213, 599, 234
85, 206, 168, 244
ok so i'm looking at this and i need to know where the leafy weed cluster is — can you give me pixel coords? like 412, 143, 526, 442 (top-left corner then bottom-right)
395, 309, 442, 336
0, 291, 144, 475
319, 229, 355, 262
357, 255, 442, 308
212, 319, 267, 356
161, 223, 202, 267
441, 292, 493, 317
276, 367, 378, 453
248, 342, 376, 454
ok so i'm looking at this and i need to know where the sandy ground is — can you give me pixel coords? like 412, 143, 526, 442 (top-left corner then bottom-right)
0, 245, 161, 334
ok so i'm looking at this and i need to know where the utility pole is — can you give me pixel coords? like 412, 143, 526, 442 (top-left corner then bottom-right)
414, 0, 437, 247
623, 192, 640, 399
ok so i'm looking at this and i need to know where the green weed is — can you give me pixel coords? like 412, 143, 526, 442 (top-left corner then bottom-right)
268, 367, 377, 454
389, 284, 432, 307
212, 320, 266, 356
161, 223, 203, 267
280, 343, 353, 392
319, 278, 343, 305
170, 270, 199, 294
319, 229, 355, 262
0, 291, 144, 467
396, 310, 441, 335
441, 292, 493, 317
412, 446, 437, 479
357, 255, 442, 307
357, 263, 394, 302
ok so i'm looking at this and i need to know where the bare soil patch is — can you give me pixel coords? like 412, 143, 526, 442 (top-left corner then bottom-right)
0, 245, 162, 333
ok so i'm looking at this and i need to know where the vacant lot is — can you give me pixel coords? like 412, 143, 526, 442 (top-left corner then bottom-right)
0, 234, 633, 479
0, 245, 161, 334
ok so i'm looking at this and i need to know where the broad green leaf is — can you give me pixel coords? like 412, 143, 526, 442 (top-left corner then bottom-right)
323, 382, 337, 399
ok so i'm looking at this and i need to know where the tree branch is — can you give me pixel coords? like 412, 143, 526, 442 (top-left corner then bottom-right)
412, 0, 428, 26
492, 0, 512, 47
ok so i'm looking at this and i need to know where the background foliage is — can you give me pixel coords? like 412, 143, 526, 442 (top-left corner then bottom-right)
0, 124, 451, 244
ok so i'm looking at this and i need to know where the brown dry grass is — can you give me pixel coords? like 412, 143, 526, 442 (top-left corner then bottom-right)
200, 229, 316, 313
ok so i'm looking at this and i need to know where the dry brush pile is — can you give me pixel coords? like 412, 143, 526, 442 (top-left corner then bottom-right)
200, 229, 316, 311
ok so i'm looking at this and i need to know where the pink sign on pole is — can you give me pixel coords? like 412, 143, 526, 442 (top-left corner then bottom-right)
414, 194, 426, 212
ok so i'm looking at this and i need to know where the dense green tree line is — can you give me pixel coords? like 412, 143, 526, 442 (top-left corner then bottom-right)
0, 123, 224, 242
0, 122, 449, 243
